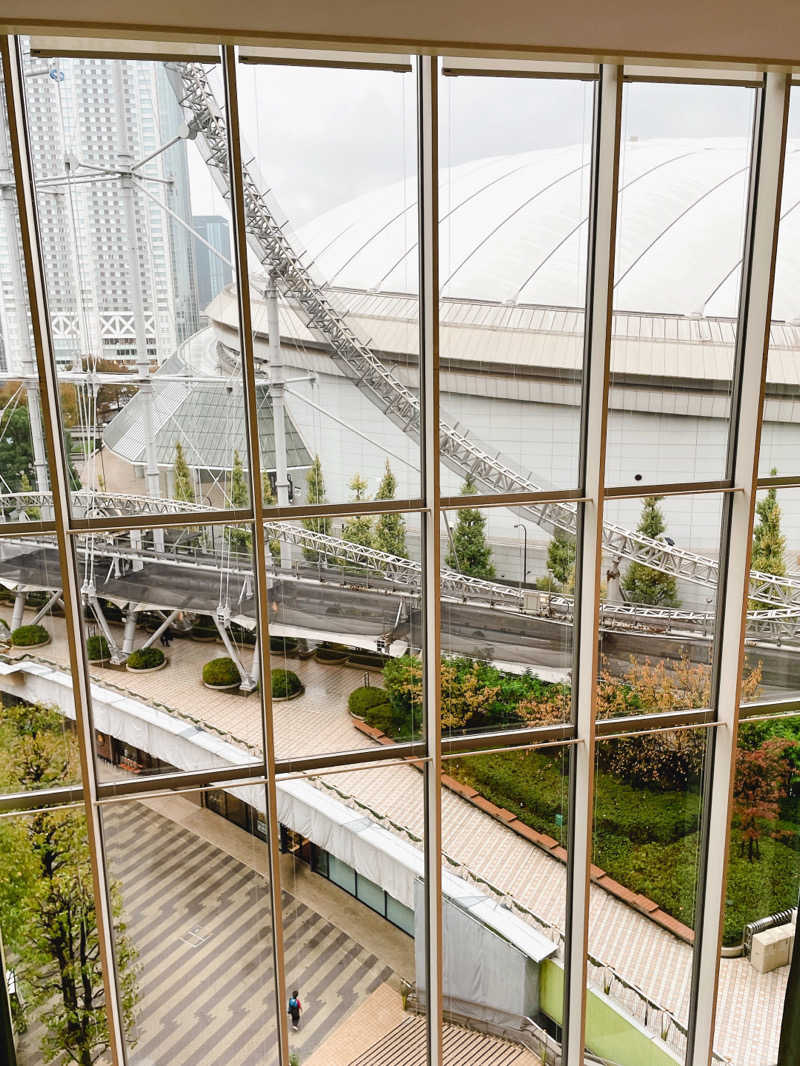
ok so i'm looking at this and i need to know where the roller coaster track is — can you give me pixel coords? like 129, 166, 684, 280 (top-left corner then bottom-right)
164, 61, 800, 612
2, 490, 798, 644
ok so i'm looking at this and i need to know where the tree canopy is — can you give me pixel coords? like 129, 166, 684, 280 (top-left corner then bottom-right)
445, 474, 495, 579
547, 529, 576, 589
622, 496, 679, 606
373, 461, 408, 558
341, 473, 374, 551
0, 703, 138, 1065
172, 441, 195, 504
302, 455, 331, 560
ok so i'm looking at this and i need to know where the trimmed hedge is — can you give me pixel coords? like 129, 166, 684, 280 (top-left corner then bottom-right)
202, 657, 240, 686
348, 685, 413, 737
348, 686, 390, 716
86, 635, 110, 661
126, 647, 165, 670
271, 669, 302, 699
11, 623, 50, 646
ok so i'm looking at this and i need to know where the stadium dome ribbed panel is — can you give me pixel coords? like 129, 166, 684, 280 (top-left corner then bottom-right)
297, 139, 800, 321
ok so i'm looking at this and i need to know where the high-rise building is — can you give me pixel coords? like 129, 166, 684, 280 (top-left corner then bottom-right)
192, 213, 232, 314
12, 50, 199, 369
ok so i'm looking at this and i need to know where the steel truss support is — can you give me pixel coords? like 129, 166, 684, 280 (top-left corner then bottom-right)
86, 592, 123, 662
687, 72, 790, 1066
1, 34, 127, 1066
29, 587, 61, 625
121, 607, 138, 655
564, 62, 621, 1066
140, 608, 178, 651
213, 610, 257, 691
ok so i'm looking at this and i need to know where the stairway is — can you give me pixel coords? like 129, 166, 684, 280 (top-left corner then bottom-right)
347, 1015, 537, 1066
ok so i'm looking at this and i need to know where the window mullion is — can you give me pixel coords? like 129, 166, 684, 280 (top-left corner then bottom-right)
417, 53, 443, 1066
687, 70, 790, 1066
220, 43, 291, 1066
0, 33, 128, 1066
563, 62, 622, 1066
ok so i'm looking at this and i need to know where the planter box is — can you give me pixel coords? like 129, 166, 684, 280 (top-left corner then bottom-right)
88, 658, 111, 667
126, 658, 168, 674
190, 634, 219, 643
12, 638, 51, 650
203, 680, 240, 691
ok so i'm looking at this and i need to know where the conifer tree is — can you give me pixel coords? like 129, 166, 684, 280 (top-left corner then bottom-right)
261, 473, 281, 560
302, 455, 331, 561
547, 529, 576, 588
226, 449, 251, 549
752, 474, 786, 578
341, 473, 374, 551
750, 470, 786, 609
622, 496, 679, 606
19, 470, 41, 520
373, 460, 408, 558
445, 474, 495, 579
172, 441, 195, 504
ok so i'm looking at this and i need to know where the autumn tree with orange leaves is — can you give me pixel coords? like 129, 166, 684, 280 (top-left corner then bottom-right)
733, 737, 796, 862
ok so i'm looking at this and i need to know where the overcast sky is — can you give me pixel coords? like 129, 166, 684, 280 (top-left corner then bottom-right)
187, 62, 785, 229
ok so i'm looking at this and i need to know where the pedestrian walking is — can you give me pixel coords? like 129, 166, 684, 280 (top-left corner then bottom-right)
287, 989, 301, 1031
160, 627, 172, 648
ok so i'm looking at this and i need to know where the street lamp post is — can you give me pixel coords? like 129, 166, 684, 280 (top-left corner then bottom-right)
513, 523, 527, 586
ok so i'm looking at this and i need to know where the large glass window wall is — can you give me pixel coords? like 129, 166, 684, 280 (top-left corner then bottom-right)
0, 34, 797, 1066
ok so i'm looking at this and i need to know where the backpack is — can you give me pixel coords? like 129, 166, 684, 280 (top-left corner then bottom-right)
288, 997, 298, 1013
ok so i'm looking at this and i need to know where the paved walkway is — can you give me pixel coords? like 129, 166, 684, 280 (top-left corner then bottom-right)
103, 802, 394, 1066
4, 608, 793, 1066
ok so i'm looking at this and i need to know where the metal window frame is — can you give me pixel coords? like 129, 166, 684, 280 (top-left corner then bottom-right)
687, 71, 790, 1066
562, 62, 622, 1066
0, 31, 797, 1066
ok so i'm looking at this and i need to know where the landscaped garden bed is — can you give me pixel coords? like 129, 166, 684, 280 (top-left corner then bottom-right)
125, 647, 167, 673
86, 635, 111, 664
271, 668, 304, 701
10, 623, 51, 649
202, 656, 241, 690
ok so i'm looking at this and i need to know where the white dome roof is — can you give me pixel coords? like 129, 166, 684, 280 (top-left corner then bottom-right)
297, 139, 800, 321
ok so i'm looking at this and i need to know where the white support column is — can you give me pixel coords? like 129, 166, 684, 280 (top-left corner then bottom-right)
121, 607, 137, 655
689, 72, 790, 1066
266, 272, 291, 569
10, 587, 26, 629
563, 63, 622, 1066
140, 608, 178, 651
112, 62, 163, 550
418, 54, 443, 1066
2, 35, 127, 1065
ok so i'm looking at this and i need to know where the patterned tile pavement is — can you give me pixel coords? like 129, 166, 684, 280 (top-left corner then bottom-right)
102, 802, 393, 1066
6, 610, 793, 1066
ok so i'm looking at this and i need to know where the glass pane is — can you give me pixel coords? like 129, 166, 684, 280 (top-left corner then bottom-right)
438, 503, 574, 741
236, 58, 421, 508
23, 42, 254, 519
588, 727, 708, 1066
102, 785, 280, 1064
759, 87, 800, 479
438, 70, 593, 498
598, 493, 729, 720
442, 744, 570, 1059
606, 81, 756, 487
0, 805, 123, 1066
266, 512, 425, 759
278, 761, 423, 1060
0, 552, 82, 792
74, 521, 264, 783
744, 486, 800, 701
0, 52, 52, 523
712, 714, 800, 1066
